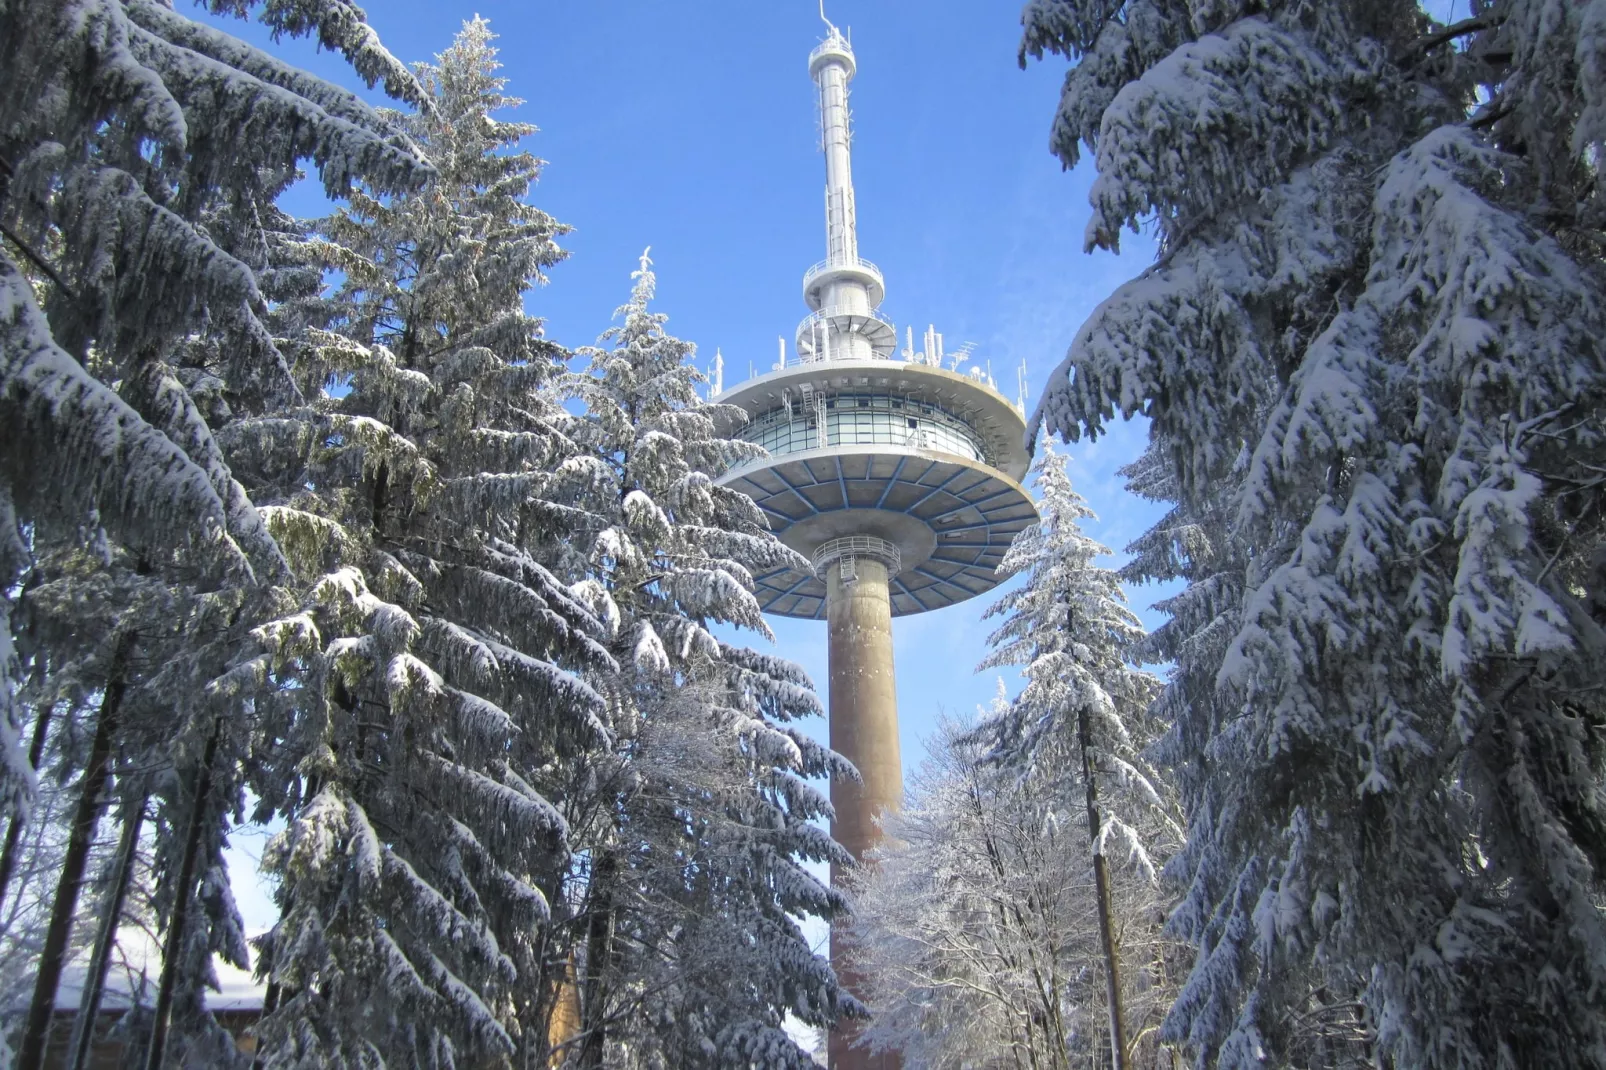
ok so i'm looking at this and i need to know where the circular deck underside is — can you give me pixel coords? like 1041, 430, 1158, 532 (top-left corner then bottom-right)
719, 445, 1036, 620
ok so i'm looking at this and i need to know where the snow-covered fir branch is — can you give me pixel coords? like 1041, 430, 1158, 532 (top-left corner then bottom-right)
1026, 1, 1606, 1064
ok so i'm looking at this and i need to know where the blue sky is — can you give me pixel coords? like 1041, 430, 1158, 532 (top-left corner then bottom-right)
205, 0, 1170, 939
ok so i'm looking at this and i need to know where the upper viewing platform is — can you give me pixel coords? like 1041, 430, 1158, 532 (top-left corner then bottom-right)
714, 351, 1034, 620
804, 255, 885, 310
808, 30, 857, 78
718, 350, 1031, 481
709, 16, 1037, 621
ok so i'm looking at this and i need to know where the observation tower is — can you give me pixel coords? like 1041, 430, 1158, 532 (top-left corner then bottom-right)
712, 16, 1035, 1069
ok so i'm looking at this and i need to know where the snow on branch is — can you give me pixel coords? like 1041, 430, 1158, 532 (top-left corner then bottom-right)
0, 253, 246, 573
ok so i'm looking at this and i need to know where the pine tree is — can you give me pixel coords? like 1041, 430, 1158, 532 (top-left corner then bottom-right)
553, 254, 851, 1069
1024, 1, 1606, 1064
6, 533, 283, 1067
224, 20, 614, 1065
970, 443, 1174, 1069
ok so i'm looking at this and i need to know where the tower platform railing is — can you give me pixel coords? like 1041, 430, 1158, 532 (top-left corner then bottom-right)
809, 34, 851, 65
795, 306, 897, 360
797, 305, 893, 336
809, 27, 854, 74
802, 254, 883, 292
812, 535, 902, 581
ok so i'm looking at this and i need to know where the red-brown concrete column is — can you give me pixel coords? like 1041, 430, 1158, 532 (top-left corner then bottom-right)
826, 556, 902, 1070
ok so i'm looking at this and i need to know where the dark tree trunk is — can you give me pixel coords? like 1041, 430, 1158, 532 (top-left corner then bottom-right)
577, 849, 617, 1070
17, 634, 135, 1070
0, 700, 53, 911
144, 715, 223, 1070
66, 792, 147, 1070
1079, 705, 1129, 1070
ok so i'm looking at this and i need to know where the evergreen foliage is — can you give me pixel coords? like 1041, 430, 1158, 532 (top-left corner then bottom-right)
974, 446, 1169, 866
1025, 1, 1606, 1064
554, 256, 850, 1069
0, 0, 432, 714
975, 445, 1177, 1069
224, 20, 614, 1066
1, 0, 430, 1062
13, 548, 263, 1065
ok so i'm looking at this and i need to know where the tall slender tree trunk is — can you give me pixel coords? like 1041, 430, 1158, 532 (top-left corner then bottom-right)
577, 849, 617, 1070
144, 714, 223, 1070
542, 953, 582, 1070
66, 791, 147, 1070
1078, 705, 1128, 1070
17, 633, 135, 1070
0, 700, 53, 912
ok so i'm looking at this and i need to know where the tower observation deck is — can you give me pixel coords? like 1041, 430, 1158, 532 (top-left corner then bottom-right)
712, 17, 1036, 1069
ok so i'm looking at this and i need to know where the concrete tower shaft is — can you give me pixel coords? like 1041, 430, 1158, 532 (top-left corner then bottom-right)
818, 545, 903, 859
821, 543, 903, 1070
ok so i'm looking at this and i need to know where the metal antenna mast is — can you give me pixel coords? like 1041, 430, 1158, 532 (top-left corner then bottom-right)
795, 13, 895, 367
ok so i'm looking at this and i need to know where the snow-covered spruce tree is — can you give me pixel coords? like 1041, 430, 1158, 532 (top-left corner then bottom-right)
139, 604, 264, 1070
1, 3, 433, 1062
0, 0, 433, 831
1025, 1, 1606, 1064
25, 378, 318, 1070
1121, 431, 1378, 1065
969, 443, 1175, 1069
222, 19, 616, 1066
554, 253, 850, 1069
